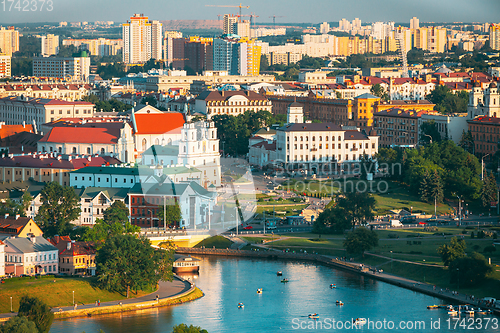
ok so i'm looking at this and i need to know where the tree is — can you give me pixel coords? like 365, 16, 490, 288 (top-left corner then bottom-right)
96, 234, 174, 297
480, 171, 498, 207
430, 170, 444, 204
157, 199, 182, 228
437, 237, 466, 266
427, 85, 468, 114
313, 206, 351, 234
260, 54, 269, 72
35, 182, 81, 237
140, 95, 157, 107
359, 154, 377, 180
172, 324, 208, 333
17, 296, 54, 333
370, 83, 389, 101
419, 120, 441, 145
449, 252, 492, 287
343, 227, 378, 255
419, 170, 431, 202
458, 130, 474, 154
484, 245, 496, 254
82, 201, 139, 248
337, 191, 376, 227
0, 192, 32, 218
0, 316, 38, 333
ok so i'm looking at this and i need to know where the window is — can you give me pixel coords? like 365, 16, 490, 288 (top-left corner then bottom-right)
72, 147, 77, 154
87, 147, 91, 154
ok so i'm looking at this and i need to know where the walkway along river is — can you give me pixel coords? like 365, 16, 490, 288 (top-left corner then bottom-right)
50, 251, 500, 333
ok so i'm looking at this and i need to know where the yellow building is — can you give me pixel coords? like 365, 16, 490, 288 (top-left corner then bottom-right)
0, 27, 19, 56
490, 24, 500, 51
413, 28, 428, 50
352, 93, 381, 129
240, 38, 261, 76
428, 27, 447, 53
0, 216, 43, 237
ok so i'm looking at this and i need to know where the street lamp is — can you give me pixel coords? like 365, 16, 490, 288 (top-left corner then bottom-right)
10, 297, 12, 312
390, 251, 393, 272
456, 194, 462, 226
423, 133, 433, 145
72, 291, 74, 305
482, 153, 490, 180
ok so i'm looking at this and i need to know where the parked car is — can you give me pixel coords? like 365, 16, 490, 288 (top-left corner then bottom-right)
243, 225, 253, 230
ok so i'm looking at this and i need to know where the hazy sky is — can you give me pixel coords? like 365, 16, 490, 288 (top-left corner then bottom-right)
1, 0, 499, 24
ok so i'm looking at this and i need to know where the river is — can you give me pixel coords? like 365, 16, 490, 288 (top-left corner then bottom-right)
50, 256, 499, 332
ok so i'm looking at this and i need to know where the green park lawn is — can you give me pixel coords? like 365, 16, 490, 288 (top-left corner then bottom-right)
194, 235, 233, 249
0, 276, 153, 314
256, 204, 309, 217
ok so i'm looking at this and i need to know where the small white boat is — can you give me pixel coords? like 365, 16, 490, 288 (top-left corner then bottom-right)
464, 308, 474, 316
448, 310, 458, 316
354, 318, 367, 325
330, 284, 336, 289
238, 303, 244, 308
257, 288, 262, 294
336, 300, 344, 305
277, 271, 283, 276
308, 313, 319, 319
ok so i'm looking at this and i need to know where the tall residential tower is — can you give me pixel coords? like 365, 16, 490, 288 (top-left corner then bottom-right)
122, 14, 163, 64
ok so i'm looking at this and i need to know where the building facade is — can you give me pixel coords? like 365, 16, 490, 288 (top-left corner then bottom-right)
0, 54, 11, 78
122, 14, 162, 64
32, 56, 91, 80
3, 235, 58, 276
195, 90, 272, 119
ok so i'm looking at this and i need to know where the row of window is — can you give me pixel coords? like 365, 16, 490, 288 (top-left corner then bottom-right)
289, 154, 363, 162
75, 176, 134, 184
43, 146, 105, 154
6, 253, 56, 263
289, 143, 374, 150
49, 109, 91, 115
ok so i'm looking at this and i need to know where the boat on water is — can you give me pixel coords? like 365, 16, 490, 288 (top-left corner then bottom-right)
448, 310, 458, 316
427, 305, 439, 309
281, 278, 289, 283
476, 309, 492, 315
353, 318, 367, 325
173, 254, 201, 273
330, 284, 336, 289
336, 300, 344, 305
238, 303, 244, 308
277, 271, 283, 276
308, 313, 319, 319
257, 288, 263, 294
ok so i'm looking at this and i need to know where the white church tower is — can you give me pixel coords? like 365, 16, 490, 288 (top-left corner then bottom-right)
287, 102, 304, 123
178, 121, 221, 187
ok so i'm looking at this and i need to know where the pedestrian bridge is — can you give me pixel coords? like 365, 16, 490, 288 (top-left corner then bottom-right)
140, 229, 212, 248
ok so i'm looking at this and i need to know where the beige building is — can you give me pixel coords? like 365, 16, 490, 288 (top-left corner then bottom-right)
122, 14, 162, 64
428, 27, 447, 53
40, 34, 59, 56
62, 38, 123, 56
0, 27, 19, 56
0, 54, 11, 78
491, 24, 500, 51
0, 96, 94, 127
0, 83, 92, 101
195, 90, 272, 119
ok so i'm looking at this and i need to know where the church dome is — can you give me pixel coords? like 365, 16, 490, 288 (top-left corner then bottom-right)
490, 82, 498, 88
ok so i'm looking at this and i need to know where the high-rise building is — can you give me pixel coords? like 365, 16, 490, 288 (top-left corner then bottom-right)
62, 38, 123, 56
339, 19, 351, 31
414, 28, 428, 50
0, 54, 11, 78
410, 17, 419, 30
40, 34, 60, 56
184, 37, 214, 73
490, 24, 500, 51
163, 31, 183, 64
122, 14, 162, 64
0, 27, 19, 56
371, 22, 394, 40
213, 37, 261, 76
235, 21, 251, 38
428, 27, 447, 53
320, 22, 330, 34
223, 14, 238, 35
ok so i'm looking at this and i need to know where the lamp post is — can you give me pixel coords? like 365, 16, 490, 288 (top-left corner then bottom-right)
456, 194, 462, 226
148, 209, 153, 230
10, 297, 12, 312
72, 291, 74, 305
423, 133, 433, 145
390, 251, 393, 273
482, 153, 490, 180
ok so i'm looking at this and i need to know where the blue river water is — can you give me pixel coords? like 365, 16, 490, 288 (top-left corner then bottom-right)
50, 256, 500, 333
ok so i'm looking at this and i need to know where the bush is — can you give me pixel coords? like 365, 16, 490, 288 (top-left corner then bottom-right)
473, 245, 481, 251
477, 230, 485, 239
388, 233, 399, 239
484, 245, 496, 254
257, 198, 264, 202
424, 226, 438, 232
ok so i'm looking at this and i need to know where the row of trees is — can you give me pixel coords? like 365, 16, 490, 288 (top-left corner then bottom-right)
427, 85, 469, 114
82, 94, 132, 113
0, 296, 53, 333
212, 110, 286, 156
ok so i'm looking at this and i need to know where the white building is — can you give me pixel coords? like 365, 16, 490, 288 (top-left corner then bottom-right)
40, 34, 59, 56
320, 22, 330, 34
0, 96, 94, 128
32, 56, 90, 81
3, 235, 58, 276
410, 17, 419, 30
195, 90, 272, 119
419, 113, 469, 144
122, 14, 162, 64
468, 81, 500, 118
0, 54, 11, 78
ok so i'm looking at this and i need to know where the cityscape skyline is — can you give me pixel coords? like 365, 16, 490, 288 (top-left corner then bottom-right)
0, 0, 499, 24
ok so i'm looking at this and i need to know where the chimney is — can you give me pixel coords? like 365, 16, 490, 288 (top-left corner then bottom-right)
67, 241, 71, 250
54, 235, 60, 244
22, 121, 25, 128
30, 235, 36, 244
15, 214, 20, 220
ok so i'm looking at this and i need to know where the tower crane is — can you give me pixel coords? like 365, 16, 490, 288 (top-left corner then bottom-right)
205, 3, 250, 21
239, 13, 259, 26
395, 28, 409, 78
269, 15, 285, 26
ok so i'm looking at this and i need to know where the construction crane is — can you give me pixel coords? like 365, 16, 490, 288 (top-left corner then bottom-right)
395, 29, 409, 78
205, 3, 250, 21
217, 14, 223, 21
239, 13, 259, 26
269, 15, 285, 26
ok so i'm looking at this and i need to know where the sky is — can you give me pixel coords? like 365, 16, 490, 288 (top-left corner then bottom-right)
1, 0, 499, 24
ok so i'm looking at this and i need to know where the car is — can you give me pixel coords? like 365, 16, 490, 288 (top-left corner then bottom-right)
243, 225, 253, 230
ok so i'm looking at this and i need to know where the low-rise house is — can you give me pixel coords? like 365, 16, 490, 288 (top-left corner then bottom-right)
3, 235, 58, 276
49, 236, 96, 276
0, 215, 43, 237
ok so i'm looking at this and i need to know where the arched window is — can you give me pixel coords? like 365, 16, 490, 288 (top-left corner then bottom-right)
87, 147, 91, 154
183, 146, 186, 153
161, 138, 165, 145
155, 138, 160, 145
72, 147, 77, 154
168, 138, 172, 145
42, 146, 46, 152
101, 148, 105, 155
49, 147, 53, 152
58, 147, 62, 153
142, 139, 147, 152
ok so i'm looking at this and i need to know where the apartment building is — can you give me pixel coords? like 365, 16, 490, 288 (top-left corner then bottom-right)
0, 96, 94, 127
3, 235, 58, 276
32, 56, 91, 81
62, 38, 123, 56
0, 27, 19, 56
40, 34, 59, 56
490, 24, 500, 51
373, 108, 425, 147
0, 54, 11, 78
468, 116, 500, 157
49, 236, 96, 276
0, 83, 92, 101
122, 14, 162, 64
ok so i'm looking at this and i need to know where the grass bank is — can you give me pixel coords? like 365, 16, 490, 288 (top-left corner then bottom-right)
193, 235, 233, 249
0, 276, 153, 314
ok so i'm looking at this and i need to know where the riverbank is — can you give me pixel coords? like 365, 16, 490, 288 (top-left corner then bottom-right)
176, 247, 500, 315
0, 276, 204, 323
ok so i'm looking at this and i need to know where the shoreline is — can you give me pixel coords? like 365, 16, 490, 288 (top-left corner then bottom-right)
177, 247, 500, 316
0, 275, 204, 322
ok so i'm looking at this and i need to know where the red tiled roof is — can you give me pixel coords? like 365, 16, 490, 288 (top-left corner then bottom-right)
134, 113, 185, 135
39, 126, 121, 144
469, 116, 500, 124
374, 107, 429, 118
0, 124, 35, 140
197, 90, 268, 102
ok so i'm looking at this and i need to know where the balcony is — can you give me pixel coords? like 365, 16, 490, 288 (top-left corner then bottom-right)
311, 148, 318, 152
